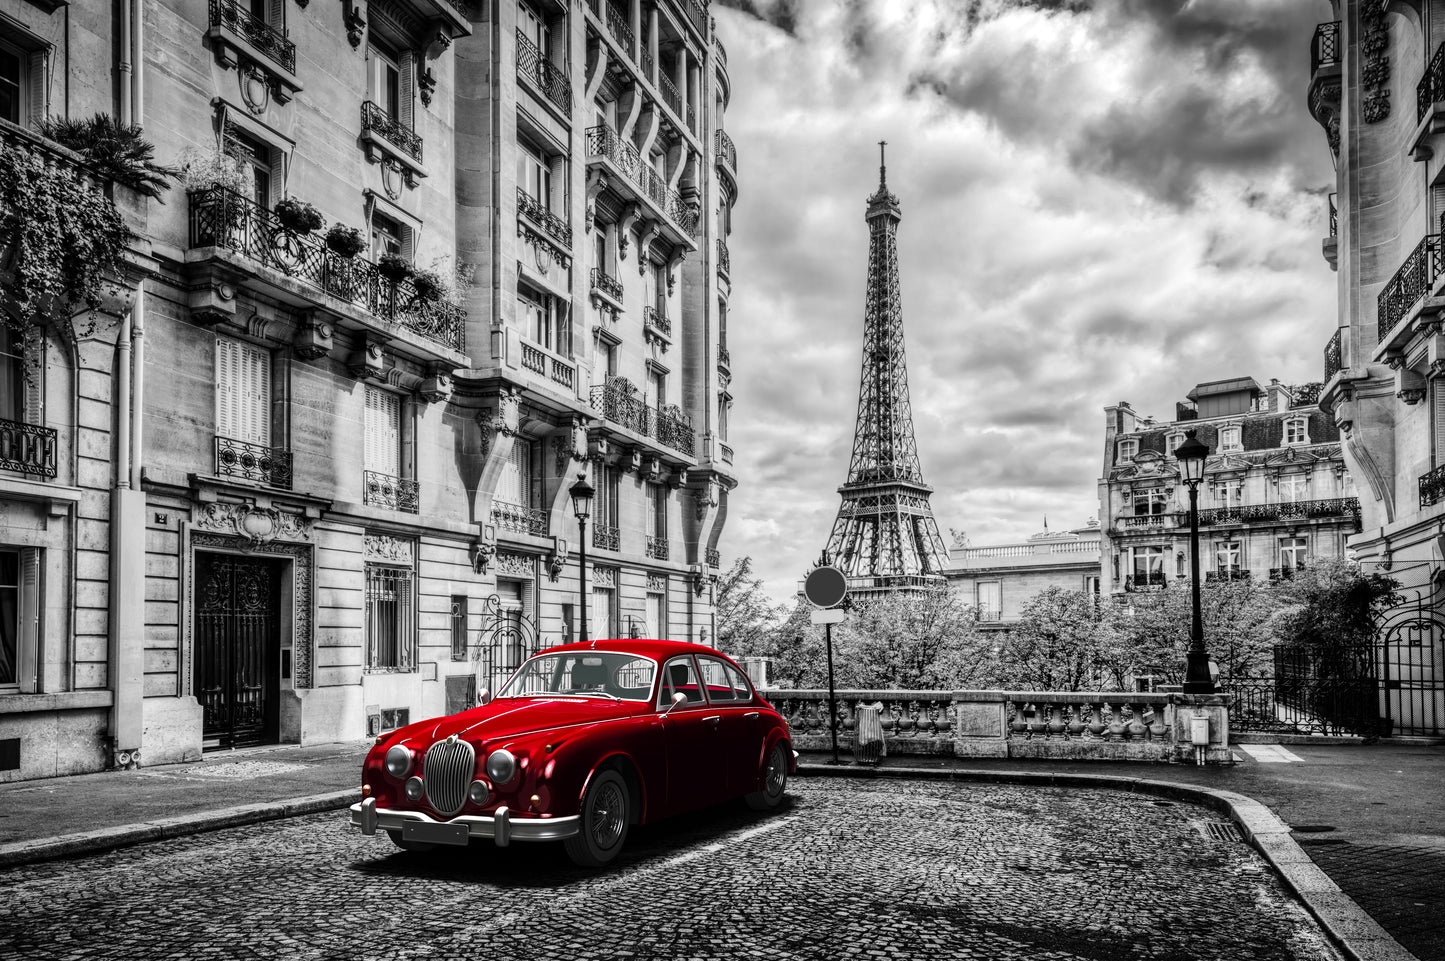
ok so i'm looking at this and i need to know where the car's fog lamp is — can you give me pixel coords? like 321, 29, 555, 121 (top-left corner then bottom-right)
486, 749, 517, 785
405, 776, 424, 801
469, 780, 490, 806
385, 745, 413, 780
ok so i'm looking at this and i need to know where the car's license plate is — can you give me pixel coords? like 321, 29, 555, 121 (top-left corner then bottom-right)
403, 821, 471, 846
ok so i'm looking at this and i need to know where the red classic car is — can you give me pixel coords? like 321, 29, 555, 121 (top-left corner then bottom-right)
349, 638, 794, 867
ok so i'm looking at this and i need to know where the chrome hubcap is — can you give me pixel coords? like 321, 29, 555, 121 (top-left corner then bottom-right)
766, 747, 785, 796
590, 781, 625, 849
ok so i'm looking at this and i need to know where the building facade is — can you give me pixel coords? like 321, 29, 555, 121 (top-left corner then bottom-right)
0, 0, 737, 781
945, 523, 1102, 628
1099, 378, 1359, 597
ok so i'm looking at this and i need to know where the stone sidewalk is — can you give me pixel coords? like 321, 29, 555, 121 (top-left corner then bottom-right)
0, 739, 1438, 961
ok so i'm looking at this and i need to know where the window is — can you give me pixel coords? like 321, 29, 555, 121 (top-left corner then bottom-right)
1214, 480, 1245, 509
718, 392, 730, 441
517, 141, 552, 210
1219, 426, 1242, 452
645, 589, 665, 639
227, 131, 275, 209
647, 369, 665, 408
497, 438, 536, 509
1, 324, 22, 423
364, 386, 402, 477
1215, 541, 1241, 573
595, 338, 618, 382
370, 212, 404, 261
1116, 438, 1138, 462
658, 656, 704, 705
1083, 575, 1100, 597
1343, 472, 1357, 497
365, 564, 416, 671
0, 39, 23, 126
0, 548, 37, 692
718, 297, 728, 353
697, 656, 734, 701
643, 261, 658, 310
1284, 418, 1308, 446
595, 466, 620, 529
215, 337, 272, 447
975, 581, 1001, 620
1133, 488, 1171, 516
1277, 473, 1307, 504
518, 1, 551, 60
593, 229, 608, 276
652, 262, 668, 318
1131, 546, 1165, 585
1167, 433, 1184, 455
496, 578, 528, 672
1280, 537, 1308, 570
450, 595, 468, 661
646, 483, 667, 546
518, 283, 571, 355
369, 37, 402, 121
591, 584, 616, 638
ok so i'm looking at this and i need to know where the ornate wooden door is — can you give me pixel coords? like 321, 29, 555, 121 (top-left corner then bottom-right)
196, 553, 280, 749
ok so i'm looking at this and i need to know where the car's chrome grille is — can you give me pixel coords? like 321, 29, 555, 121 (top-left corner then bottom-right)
423, 738, 475, 817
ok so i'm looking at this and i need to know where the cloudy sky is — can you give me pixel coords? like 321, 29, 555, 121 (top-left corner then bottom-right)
712, 0, 1337, 603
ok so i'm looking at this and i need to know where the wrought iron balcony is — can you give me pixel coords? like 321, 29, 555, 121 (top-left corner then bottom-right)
715, 129, 737, 171
1325, 328, 1342, 382
491, 499, 549, 536
1422, 463, 1445, 507
1190, 497, 1361, 527
516, 29, 572, 114
706, 548, 721, 568
683, 0, 708, 38
642, 49, 655, 83
516, 186, 572, 250
646, 535, 669, 560
208, 0, 295, 74
1123, 572, 1167, 593
364, 470, 420, 513
1377, 233, 1441, 339
188, 187, 464, 353
215, 436, 292, 489
1422, 40, 1445, 123
361, 101, 422, 163
588, 381, 696, 457
1311, 20, 1339, 78
584, 125, 698, 241
717, 239, 730, 277
719, 442, 733, 464
593, 524, 620, 551
714, 36, 727, 68
0, 418, 57, 478
590, 266, 623, 302
605, 3, 634, 56
1205, 569, 1252, 583
644, 305, 671, 337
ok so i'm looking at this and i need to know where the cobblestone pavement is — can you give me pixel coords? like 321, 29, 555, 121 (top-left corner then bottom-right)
0, 778, 1343, 961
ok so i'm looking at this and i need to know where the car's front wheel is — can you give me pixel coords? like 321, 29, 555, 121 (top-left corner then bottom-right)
744, 741, 789, 811
386, 830, 436, 853
564, 768, 630, 868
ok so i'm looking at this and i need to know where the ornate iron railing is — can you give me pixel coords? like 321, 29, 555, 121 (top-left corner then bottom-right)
1328, 192, 1337, 238
717, 238, 730, 276
361, 100, 422, 163
1325, 328, 1342, 381
1123, 572, 1167, 592
605, 4, 634, 55
590, 266, 623, 301
1190, 497, 1361, 527
516, 186, 571, 250
643, 305, 671, 336
1377, 233, 1442, 339
0, 418, 57, 478
491, 499, 549, 536
646, 535, 669, 560
658, 71, 684, 119
1205, 569, 1251, 583
642, 49, 655, 83
684, 0, 708, 38
209, 0, 295, 74
1311, 20, 1339, 77
364, 470, 419, 513
588, 382, 696, 456
658, 412, 696, 457
586, 124, 642, 180
584, 125, 696, 237
188, 187, 464, 353
706, 548, 721, 568
715, 129, 737, 170
215, 436, 292, 489
719, 442, 733, 464
714, 35, 727, 67
1421, 463, 1445, 507
593, 524, 620, 551
515, 29, 572, 114
718, 345, 730, 368
1421, 40, 1445, 122
1229, 675, 1381, 737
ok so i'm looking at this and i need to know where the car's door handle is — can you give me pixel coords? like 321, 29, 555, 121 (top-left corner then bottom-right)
704, 715, 721, 725
744, 712, 759, 719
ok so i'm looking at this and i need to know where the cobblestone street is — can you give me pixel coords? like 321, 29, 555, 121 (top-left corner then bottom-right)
0, 778, 1342, 961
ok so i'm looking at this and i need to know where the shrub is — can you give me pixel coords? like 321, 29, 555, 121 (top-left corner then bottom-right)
38, 113, 176, 201
377, 253, 414, 283
324, 223, 367, 258
274, 197, 324, 234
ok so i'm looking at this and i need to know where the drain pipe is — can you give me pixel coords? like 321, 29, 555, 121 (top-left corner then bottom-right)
129, 0, 145, 489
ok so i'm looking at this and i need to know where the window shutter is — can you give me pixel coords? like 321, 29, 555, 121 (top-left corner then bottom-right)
268, 0, 285, 30
27, 50, 47, 128
399, 49, 415, 131
21, 335, 42, 425
239, 343, 271, 446
216, 338, 237, 439
367, 389, 401, 474
17, 547, 39, 693
1435, 382, 1445, 465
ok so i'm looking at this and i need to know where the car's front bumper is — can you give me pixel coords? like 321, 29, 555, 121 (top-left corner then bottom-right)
349, 799, 580, 846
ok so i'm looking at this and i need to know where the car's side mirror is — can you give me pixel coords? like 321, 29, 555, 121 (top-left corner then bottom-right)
661, 691, 687, 717
477, 687, 492, 707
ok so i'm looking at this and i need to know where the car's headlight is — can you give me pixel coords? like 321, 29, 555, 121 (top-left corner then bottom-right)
405, 776, 424, 801
469, 780, 491, 806
486, 749, 517, 785
385, 745, 413, 779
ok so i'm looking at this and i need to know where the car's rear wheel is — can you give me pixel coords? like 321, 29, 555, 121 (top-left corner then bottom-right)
745, 741, 789, 811
386, 829, 435, 853
564, 768, 630, 868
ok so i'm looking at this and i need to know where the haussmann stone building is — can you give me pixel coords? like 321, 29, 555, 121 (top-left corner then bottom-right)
0, 0, 739, 780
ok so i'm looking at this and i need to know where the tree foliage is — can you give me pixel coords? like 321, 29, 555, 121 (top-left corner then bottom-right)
1269, 558, 1398, 680
997, 588, 1106, 691
714, 556, 784, 658
37, 114, 175, 201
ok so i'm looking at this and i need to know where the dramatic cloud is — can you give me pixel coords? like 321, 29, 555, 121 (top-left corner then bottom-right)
714, 0, 1336, 604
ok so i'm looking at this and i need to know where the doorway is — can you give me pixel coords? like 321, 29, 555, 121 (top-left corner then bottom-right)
195, 552, 282, 749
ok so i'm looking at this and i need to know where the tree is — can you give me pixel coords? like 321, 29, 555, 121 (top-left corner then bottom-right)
997, 588, 1106, 691
714, 556, 784, 658
1270, 558, 1398, 680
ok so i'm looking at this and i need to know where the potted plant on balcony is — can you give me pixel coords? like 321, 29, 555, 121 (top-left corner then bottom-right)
409, 266, 445, 303
377, 252, 415, 284
38, 113, 176, 203
324, 223, 366, 258
274, 197, 324, 234
177, 145, 250, 235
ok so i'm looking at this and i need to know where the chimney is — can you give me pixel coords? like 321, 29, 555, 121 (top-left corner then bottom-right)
1268, 378, 1292, 412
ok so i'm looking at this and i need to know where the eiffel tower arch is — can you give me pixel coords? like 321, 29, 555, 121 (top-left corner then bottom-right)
822, 145, 950, 598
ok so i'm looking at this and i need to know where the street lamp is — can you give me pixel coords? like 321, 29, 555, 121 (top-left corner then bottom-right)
1174, 429, 1214, 694
569, 472, 594, 643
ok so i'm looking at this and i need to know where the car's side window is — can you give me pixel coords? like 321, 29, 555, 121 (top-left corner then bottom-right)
658, 656, 705, 706
697, 656, 735, 702
723, 661, 753, 701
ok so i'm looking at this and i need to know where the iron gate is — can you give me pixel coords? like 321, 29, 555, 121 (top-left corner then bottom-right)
196, 553, 280, 749
471, 593, 539, 696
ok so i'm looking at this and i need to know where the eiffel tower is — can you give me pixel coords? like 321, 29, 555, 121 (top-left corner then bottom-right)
823, 144, 950, 597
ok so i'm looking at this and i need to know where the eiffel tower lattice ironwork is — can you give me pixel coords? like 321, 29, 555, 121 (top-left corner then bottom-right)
823, 144, 950, 596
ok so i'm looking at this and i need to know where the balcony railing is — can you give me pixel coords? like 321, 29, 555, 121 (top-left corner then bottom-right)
715, 129, 737, 170
720, 442, 733, 465
588, 381, 696, 457
642, 49, 655, 83
605, 4, 634, 56
209, 0, 295, 74
516, 186, 572, 250
585, 125, 696, 238
683, 0, 707, 38
1311, 21, 1339, 77
1377, 233, 1442, 339
1205, 569, 1252, 583
644, 305, 671, 336
590, 266, 623, 302
364, 470, 420, 513
0, 418, 57, 478
1325, 328, 1342, 382
714, 36, 727, 68
1421, 40, 1445, 123
188, 187, 464, 353
659, 71, 685, 124
1328, 192, 1337, 238
1269, 566, 1306, 583
718, 345, 730, 369
215, 436, 292, 489
521, 341, 547, 376
516, 29, 572, 114
706, 548, 721, 568
1120, 514, 1173, 528
361, 101, 422, 163
491, 499, 549, 536
1123, 572, 1167, 592
593, 524, 620, 551
1422, 463, 1445, 507
717, 238, 730, 276
646, 535, 669, 560
1190, 498, 1361, 526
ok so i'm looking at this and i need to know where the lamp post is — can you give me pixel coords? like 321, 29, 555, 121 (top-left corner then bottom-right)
569, 472, 594, 643
1174, 429, 1215, 694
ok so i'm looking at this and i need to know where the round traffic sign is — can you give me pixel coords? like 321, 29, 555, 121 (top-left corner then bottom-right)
804, 565, 848, 608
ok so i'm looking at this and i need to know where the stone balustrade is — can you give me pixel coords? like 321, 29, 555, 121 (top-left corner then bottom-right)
764, 688, 1230, 764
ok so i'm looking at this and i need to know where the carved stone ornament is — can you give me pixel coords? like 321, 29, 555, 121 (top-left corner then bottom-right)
1360, 2, 1390, 124
690, 568, 707, 596
479, 388, 522, 456
1399, 388, 1427, 405
419, 365, 453, 404
1431, 359, 1445, 381
693, 480, 719, 520
419, 66, 437, 107
294, 317, 334, 360
195, 503, 313, 548
344, 2, 367, 48
496, 552, 535, 578
546, 547, 565, 582
646, 573, 666, 592
591, 565, 616, 588
240, 64, 272, 114
348, 337, 387, 380
381, 158, 405, 200
472, 538, 495, 575
364, 533, 415, 564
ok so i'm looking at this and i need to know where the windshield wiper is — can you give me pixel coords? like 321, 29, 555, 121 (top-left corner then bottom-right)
564, 691, 622, 700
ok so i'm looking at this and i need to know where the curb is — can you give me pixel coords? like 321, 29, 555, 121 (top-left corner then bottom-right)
0, 789, 357, 871
797, 763, 1420, 961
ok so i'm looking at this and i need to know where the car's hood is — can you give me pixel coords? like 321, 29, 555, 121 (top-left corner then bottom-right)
408, 696, 651, 747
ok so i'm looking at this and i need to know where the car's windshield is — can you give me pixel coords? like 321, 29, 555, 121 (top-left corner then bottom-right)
496, 652, 658, 701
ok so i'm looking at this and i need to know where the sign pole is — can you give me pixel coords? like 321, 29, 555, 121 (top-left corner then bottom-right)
803, 556, 849, 767
825, 620, 840, 765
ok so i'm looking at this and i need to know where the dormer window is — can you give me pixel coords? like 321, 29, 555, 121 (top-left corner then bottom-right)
1284, 417, 1308, 446
1167, 433, 1185, 456
1117, 438, 1138, 462
1219, 426, 1241, 452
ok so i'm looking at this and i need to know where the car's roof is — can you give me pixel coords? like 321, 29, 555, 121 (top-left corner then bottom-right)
540, 638, 735, 662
